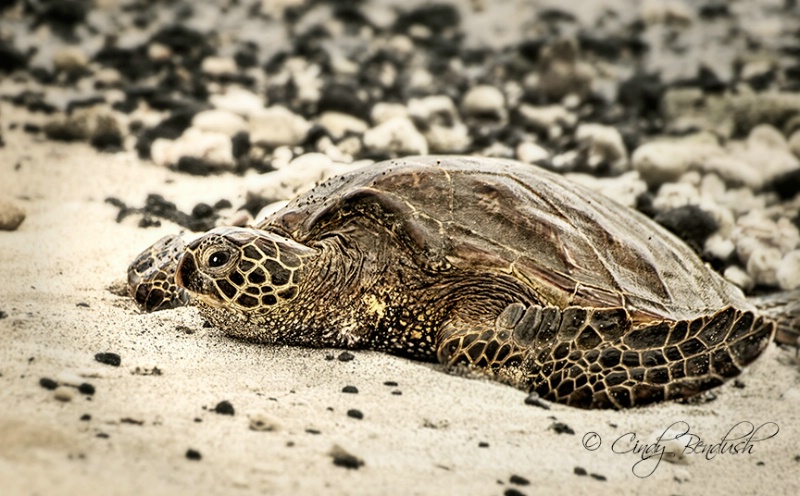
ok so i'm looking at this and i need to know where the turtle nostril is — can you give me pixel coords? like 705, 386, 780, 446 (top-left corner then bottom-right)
208, 251, 229, 268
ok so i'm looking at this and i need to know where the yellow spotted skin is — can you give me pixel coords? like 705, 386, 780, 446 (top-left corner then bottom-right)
127, 156, 781, 409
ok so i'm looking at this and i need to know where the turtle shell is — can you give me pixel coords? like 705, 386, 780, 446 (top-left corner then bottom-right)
258, 156, 749, 323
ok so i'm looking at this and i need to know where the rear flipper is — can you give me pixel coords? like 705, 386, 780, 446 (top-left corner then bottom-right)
437, 304, 774, 409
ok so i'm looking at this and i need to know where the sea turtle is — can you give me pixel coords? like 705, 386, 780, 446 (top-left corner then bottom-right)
127, 156, 786, 409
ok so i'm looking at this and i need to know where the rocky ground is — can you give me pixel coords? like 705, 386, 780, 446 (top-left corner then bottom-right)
1, 1, 800, 495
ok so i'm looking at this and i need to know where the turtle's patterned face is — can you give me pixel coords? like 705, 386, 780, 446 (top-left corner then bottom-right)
176, 227, 316, 313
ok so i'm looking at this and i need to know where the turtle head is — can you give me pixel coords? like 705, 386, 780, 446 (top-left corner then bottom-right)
176, 227, 317, 313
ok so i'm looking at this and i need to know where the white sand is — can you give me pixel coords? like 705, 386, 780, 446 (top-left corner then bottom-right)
1, 118, 799, 496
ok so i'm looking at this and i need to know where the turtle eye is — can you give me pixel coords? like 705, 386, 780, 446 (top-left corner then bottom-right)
208, 251, 230, 268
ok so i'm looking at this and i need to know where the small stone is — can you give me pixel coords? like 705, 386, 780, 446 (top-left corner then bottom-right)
652, 182, 698, 212
724, 265, 755, 292
78, 383, 95, 395
550, 421, 575, 435
575, 123, 628, 173
80, 414, 91, 421
766, 169, 800, 201
0, 199, 26, 230
590, 473, 607, 481
249, 106, 312, 147
565, 171, 647, 209
342, 385, 358, 394
632, 139, 723, 187
201, 56, 238, 76
371, 103, 409, 124
777, 250, 800, 290
54, 386, 74, 402
186, 449, 202, 461
337, 351, 355, 362
509, 474, 530, 486
516, 142, 550, 164
517, 104, 576, 139
408, 96, 458, 125
214, 400, 235, 415
346, 409, 364, 420
704, 234, 736, 262
363, 117, 428, 156
503, 489, 526, 496
702, 156, 763, 189
192, 110, 247, 136
210, 88, 265, 117
317, 112, 368, 139
478, 442, 489, 448
383, 381, 398, 387
53, 47, 89, 74
94, 352, 121, 367
746, 247, 782, 287
654, 205, 718, 253
424, 122, 471, 153
538, 37, 594, 102
574, 466, 587, 476
462, 85, 506, 120
39, 377, 58, 390
524, 391, 550, 409
329, 444, 364, 469
151, 128, 235, 170
249, 413, 280, 431
789, 129, 800, 159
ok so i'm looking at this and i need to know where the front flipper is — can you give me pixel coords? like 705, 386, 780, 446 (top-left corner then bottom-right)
437, 304, 775, 409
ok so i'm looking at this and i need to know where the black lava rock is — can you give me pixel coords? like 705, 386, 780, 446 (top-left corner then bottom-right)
213, 400, 235, 415
0, 40, 27, 73
337, 351, 355, 362
510, 475, 530, 486
654, 205, 718, 254
550, 422, 575, 435
78, 383, 95, 395
185, 449, 202, 460
39, 377, 58, 390
766, 169, 800, 200
94, 352, 121, 367
346, 409, 364, 420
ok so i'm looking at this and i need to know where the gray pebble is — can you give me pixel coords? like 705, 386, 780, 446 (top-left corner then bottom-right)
0, 199, 26, 231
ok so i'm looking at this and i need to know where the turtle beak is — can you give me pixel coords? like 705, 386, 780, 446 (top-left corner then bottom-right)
175, 251, 200, 293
